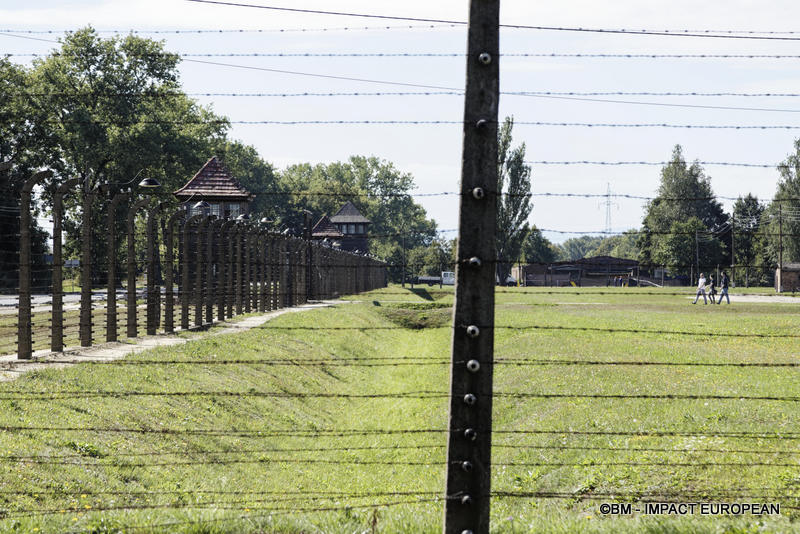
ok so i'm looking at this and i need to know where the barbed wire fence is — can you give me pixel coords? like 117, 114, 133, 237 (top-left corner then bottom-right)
4, 180, 387, 359
3, 2, 800, 534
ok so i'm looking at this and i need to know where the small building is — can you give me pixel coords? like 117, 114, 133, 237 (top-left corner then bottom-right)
174, 156, 254, 218
776, 263, 800, 292
311, 215, 344, 249
328, 202, 371, 253
512, 256, 639, 287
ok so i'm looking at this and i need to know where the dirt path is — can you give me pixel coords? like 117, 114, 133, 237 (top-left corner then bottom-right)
685, 294, 799, 304
0, 301, 340, 382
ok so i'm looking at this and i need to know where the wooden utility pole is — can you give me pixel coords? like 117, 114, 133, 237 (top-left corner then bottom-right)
443, 1, 499, 533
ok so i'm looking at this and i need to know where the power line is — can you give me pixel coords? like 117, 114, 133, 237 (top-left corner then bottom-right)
15, 52, 800, 59
527, 160, 776, 168
9, 26, 800, 36
183, 1, 800, 42
33, 118, 800, 129
16, 89, 800, 114
0, 24, 462, 35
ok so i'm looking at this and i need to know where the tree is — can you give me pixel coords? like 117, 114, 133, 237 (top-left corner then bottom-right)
20, 28, 230, 281
639, 145, 727, 275
656, 217, 723, 277
557, 235, 605, 261
212, 140, 279, 221
0, 59, 52, 291
406, 238, 453, 277
588, 231, 640, 260
521, 227, 558, 263
731, 194, 769, 285
495, 117, 533, 282
766, 139, 800, 267
277, 156, 437, 282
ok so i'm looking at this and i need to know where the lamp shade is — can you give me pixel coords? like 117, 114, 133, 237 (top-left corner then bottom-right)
138, 177, 161, 189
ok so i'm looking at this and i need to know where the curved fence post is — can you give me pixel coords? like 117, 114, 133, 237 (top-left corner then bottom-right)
195, 216, 213, 328
146, 203, 169, 335
218, 220, 236, 321
18, 170, 53, 359
79, 181, 95, 347
235, 223, 244, 315
243, 224, 252, 313
164, 210, 184, 333
126, 198, 150, 338
207, 218, 223, 325
106, 192, 130, 342
51, 177, 80, 353
181, 214, 204, 330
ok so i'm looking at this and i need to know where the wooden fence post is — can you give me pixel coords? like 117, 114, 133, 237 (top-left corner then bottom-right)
443, 0, 499, 533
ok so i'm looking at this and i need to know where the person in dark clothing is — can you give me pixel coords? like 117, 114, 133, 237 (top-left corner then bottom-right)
708, 275, 717, 302
717, 271, 730, 304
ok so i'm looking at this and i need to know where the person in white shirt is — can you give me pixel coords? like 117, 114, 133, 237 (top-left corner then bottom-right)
693, 273, 708, 304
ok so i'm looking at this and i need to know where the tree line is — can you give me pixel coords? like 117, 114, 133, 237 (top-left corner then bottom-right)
3, 28, 799, 290
0, 28, 438, 289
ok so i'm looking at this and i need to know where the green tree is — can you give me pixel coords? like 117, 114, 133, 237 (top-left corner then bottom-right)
406, 238, 453, 277
766, 139, 800, 268
521, 227, 558, 263
25, 28, 228, 279
557, 235, 605, 261
589, 231, 640, 260
277, 156, 437, 282
731, 194, 769, 285
0, 59, 52, 291
655, 217, 723, 277
495, 117, 533, 282
212, 140, 279, 221
639, 145, 728, 275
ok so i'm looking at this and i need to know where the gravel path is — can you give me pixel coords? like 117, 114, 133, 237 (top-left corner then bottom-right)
0, 301, 340, 382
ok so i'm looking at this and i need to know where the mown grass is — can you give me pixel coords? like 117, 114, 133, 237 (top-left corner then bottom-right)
0, 285, 798, 532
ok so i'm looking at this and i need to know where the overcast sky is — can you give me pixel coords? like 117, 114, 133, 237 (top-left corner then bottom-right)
3, 0, 800, 242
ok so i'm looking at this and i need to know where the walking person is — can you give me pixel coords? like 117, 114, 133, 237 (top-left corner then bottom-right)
708, 275, 717, 302
693, 272, 708, 304
717, 271, 730, 304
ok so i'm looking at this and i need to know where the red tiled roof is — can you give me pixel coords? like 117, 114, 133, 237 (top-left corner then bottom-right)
174, 156, 252, 200
329, 201, 371, 224
311, 215, 343, 238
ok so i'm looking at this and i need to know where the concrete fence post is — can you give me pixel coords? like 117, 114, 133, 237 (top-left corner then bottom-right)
18, 170, 52, 359
106, 192, 130, 341
51, 177, 80, 353
164, 210, 184, 333
126, 198, 150, 338
79, 182, 94, 347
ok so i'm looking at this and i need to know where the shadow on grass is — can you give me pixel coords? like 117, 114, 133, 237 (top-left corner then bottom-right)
406, 288, 435, 301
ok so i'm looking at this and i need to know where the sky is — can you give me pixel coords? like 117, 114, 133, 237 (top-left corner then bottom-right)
2, 0, 800, 243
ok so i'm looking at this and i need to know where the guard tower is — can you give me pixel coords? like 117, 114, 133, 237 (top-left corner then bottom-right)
174, 156, 253, 218
328, 201, 371, 253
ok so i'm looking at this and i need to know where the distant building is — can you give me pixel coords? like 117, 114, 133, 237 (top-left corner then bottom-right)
174, 156, 253, 218
327, 202, 371, 253
512, 255, 639, 287
311, 215, 344, 248
776, 263, 800, 292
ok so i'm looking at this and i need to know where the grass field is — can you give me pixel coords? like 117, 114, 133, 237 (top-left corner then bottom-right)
0, 285, 798, 533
